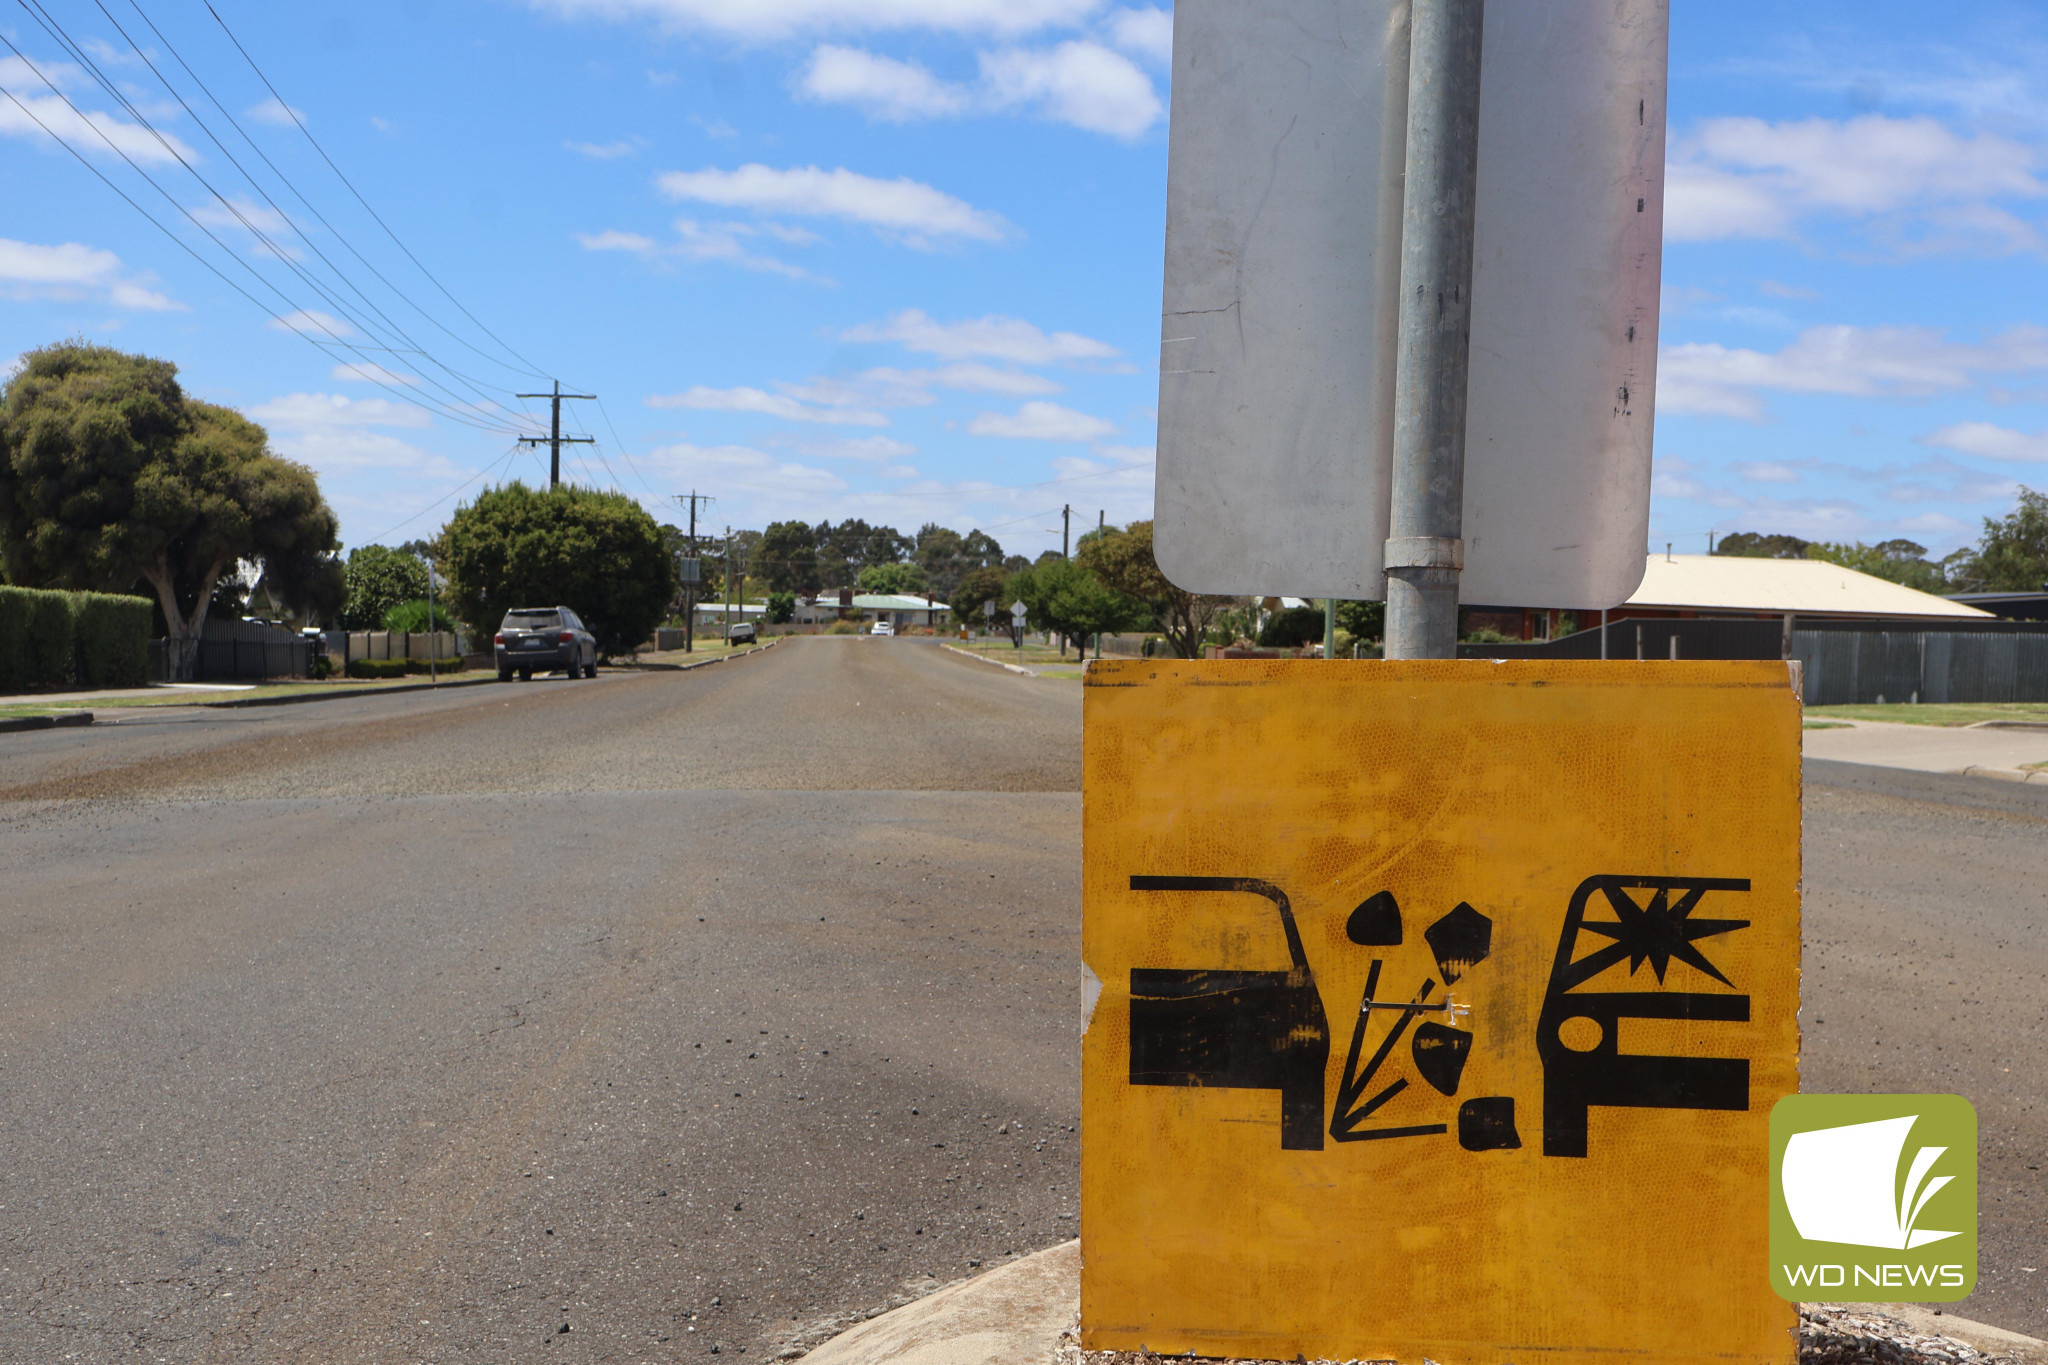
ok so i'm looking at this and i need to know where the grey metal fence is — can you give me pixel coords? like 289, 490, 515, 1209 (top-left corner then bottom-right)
150, 618, 312, 682
1455, 616, 2048, 703
1793, 630, 2048, 705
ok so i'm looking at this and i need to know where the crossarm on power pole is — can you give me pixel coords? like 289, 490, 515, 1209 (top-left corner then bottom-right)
516, 379, 597, 488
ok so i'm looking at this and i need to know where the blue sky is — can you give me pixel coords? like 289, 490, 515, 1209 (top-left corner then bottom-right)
2, 0, 2046, 568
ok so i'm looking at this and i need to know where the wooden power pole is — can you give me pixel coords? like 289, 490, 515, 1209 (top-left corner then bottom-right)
516, 380, 596, 488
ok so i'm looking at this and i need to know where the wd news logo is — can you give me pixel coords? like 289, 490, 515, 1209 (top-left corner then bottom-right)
1770, 1095, 1978, 1302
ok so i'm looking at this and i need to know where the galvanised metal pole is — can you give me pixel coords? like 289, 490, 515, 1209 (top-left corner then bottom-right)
1382, 0, 1486, 660
1324, 597, 1337, 659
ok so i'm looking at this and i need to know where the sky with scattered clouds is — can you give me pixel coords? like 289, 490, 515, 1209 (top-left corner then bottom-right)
2, 0, 2046, 571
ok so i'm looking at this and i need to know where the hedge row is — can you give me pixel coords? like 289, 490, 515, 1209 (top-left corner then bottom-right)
0, 586, 152, 692
345, 657, 466, 679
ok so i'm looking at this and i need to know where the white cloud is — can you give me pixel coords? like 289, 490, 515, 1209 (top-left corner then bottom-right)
331, 362, 420, 387
673, 219, 821, 276
249, 393, 433, 429
1758, 279, 1821, 301
1665, 114, 2047, 251
0, 236, 181, 310
577, 229, 659, 253
797, 38, 1161, 138
78, 38, 146, 68
979, 41, 1159, 139
1106, 7, 1171, 65
576, 220, 825, 281
267, 308, 357, 339
246, 96, 302, 127
1920, 421, 2048, 463
1896, 511, 1974, 538
0, 55, 197, 165
968, 400, 1115, 440
797, 46, 971, 120
656, 164, 1010, 245
1095, 442, 1155, 465
270, 429, 459, 477
1658, 324, 2048, 421
857, 362, 1060, 395
1732, 462, 1801, 484
843, 308, 1118, 365
639, 439, 848, 499
793, 434, 919, 460
645, 385, 888, 426
566, 139, 636, 159
529, 0, 1098, 42
190, 196, 300, 260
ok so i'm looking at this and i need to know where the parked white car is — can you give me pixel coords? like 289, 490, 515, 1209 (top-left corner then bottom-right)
870, 621, 894, 636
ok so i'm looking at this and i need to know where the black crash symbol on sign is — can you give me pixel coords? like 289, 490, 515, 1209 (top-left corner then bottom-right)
1125, 876, 1513, 1153
1126, 873, 1754, 1158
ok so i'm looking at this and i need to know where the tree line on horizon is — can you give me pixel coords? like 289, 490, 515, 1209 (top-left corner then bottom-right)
1711, 506, 2048, 597
10, 341, 2044, 678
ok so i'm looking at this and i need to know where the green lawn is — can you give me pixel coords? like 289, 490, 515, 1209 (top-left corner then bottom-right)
947, 639, 1082, 667
1804, 701, 2048, 727
0, 674, 488, 720
628, 639, 774, 666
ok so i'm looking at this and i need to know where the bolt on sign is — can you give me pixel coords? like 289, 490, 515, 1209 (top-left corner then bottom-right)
1081, 660, 1801, 1364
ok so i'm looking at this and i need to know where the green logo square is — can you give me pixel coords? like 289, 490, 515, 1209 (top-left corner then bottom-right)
1769, 1094, 1977, 1302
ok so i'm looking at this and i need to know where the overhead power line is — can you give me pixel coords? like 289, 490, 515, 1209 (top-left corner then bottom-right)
7, 3, 535, 437
203, 0, 550, 384
92, 0, 531, 424
0, 27, 525, 438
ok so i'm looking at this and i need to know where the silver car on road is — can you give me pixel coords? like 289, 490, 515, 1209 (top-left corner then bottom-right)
495, 607, 597, 681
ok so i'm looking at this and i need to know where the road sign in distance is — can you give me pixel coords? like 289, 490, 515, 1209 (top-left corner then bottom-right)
1081, 659, 1801, 1363
1010, 600, 1028, 621
1154, 0, 1668, 607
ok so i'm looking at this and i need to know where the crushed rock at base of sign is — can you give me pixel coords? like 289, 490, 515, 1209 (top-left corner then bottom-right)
1054, 1308, 2018, 1365
1800, 1307, 2018, 1365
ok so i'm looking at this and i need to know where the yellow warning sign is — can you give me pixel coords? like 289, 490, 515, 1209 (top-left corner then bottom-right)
1081, 660, 1801, 1364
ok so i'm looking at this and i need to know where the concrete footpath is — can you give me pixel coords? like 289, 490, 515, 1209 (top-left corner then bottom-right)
1802, 718, 2048, 783
795, 1241, 2047, 1365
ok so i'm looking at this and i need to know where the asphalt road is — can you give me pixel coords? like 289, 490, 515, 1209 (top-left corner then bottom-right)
0, 642, 2042, 1362
0, 639, 1083, 1363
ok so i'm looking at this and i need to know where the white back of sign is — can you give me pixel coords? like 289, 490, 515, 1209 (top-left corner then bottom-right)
1155, 0, 1668, 608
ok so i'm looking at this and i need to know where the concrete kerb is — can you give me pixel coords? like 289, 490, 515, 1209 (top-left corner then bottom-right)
941, 643, 1038, 677
1, 641, 779, 730
198, 674, 498, 708
0, 711, 94, 735
1847, 1305, 2048, 1365
1957, 764, 2048, 784
791, 1241, 2048, 1365
797, 1240, 1077, 1365
614, 638, 780, 673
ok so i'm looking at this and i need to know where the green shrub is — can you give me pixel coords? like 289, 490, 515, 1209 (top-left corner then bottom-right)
382, 597, 451, 633
0, 586, 72, 690
827, 619, 860, 635
346, 657, 409, 679
346, 656, 463, 679
1257, 604, 1326, 649
69, 592, 151, 688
